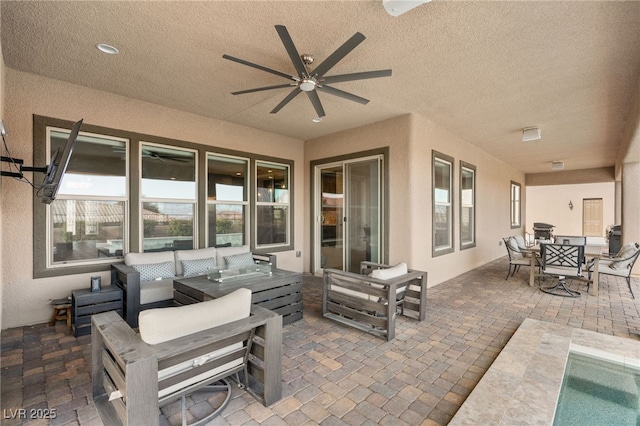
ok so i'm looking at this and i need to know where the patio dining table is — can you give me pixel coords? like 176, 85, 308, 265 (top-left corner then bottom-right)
527, 243, 603, 296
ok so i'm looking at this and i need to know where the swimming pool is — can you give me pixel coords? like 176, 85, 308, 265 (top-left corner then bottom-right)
554, 349, 640, 425
449, 319, 640, 425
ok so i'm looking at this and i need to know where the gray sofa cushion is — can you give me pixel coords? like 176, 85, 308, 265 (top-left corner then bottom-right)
139, 278, 175, 305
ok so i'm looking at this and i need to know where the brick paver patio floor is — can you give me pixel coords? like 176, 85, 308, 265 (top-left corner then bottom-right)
2, 258, 639, 425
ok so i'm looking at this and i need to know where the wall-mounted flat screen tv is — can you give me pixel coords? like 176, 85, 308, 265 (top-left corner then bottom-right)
41, 119, 83, 204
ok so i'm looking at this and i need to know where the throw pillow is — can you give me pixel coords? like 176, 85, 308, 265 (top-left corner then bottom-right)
224, 252, 255, 268
181, 257, 217, 277
371, 262, 408, 280
132, 261, 174, 282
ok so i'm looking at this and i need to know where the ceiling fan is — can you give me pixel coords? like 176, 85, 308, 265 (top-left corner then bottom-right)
223, 25, 392, 118
112, 147, 191, 162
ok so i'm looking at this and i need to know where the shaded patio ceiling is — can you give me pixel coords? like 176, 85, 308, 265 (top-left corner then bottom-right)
2, 1, 640, 174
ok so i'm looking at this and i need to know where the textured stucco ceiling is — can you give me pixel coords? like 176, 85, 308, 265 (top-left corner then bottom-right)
2, 1, 640, 174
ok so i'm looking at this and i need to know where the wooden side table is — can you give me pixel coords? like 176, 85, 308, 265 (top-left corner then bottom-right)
72, 286, 123, 337
50, 298, 72, 327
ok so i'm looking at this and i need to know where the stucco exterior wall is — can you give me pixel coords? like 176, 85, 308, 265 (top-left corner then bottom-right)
526, 182, 615, 237
1, 69, 304, 328
305, 113, 525, 287
0, 27, 5, 331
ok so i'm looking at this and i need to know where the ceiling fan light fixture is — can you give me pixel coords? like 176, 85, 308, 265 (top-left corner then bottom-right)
522, 126, 541, 142
312, 117, 323, 123
299, 78, 316, 92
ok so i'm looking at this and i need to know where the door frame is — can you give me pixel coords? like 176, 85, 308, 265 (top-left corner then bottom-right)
310, 148, 389, 274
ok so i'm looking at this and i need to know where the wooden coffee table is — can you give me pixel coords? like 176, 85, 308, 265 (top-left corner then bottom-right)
173, 268, 303, 325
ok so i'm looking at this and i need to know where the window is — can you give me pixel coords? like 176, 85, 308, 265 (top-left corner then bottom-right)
433, 151, 454, 256
46, 129, 128, 267
511, 181, 521, 228
460, 162, 476, 249
256, 161, 290, 247
207, 154, 248, 247
34, 116, 295, 277
140, 143, 196, 252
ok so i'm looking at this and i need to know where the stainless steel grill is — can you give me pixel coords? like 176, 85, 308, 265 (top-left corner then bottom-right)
533, 222, 554, 240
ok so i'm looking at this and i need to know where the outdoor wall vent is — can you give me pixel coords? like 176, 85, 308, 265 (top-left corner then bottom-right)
522, 127, 541, 142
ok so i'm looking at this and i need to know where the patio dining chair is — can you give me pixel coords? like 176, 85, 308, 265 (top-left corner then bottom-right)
539, 243, 584, 298
503, 237, 538, 280
588, 242, 640, 299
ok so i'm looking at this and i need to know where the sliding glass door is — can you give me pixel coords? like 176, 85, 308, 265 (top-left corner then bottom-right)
314, 155, 383, 273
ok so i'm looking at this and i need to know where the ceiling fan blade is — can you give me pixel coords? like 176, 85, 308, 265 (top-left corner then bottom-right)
222, 54, 297, 81
306, 91, 326, 117
311, 32, 366, 78
317, 85, 369, 105
270, 88, 302, 114
275, 25, 308, 78
321, 69, 392, 84
232, 84, 296, 95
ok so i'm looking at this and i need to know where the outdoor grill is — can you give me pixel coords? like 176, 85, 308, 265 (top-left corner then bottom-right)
533, 222, 555, 240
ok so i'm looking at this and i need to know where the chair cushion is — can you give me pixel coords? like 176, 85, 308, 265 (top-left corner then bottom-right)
610, 243, 638, 270
216, 245, 250, 269
131, 261, 174, 282
175, 247, 217, 276
370, 262, 408, 280
332, 286, 372, 301
138, 288, 252, 398
507, 237, 523, 260
224, 252, 255, 268
139, 288, 252, 344
513, 235, 527, 250
181, 257, 217, 277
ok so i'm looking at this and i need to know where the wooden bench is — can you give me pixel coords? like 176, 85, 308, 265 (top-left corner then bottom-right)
91, 294, 282, 425
322, 262, 427, 341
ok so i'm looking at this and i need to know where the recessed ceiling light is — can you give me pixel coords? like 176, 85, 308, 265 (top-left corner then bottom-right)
96, 43, 119, 55
312, 117, 323, 123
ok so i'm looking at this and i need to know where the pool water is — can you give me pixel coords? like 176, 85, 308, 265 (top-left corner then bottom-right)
554, 352, 640, 425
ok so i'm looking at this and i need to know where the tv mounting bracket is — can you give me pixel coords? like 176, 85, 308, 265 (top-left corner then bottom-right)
1, 155, 47, 178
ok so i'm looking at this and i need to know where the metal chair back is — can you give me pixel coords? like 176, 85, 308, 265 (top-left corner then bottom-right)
541, 243, 584, 276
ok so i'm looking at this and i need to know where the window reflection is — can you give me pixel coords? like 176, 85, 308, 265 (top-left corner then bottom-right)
460, 164, 476, 248
207, 155, 248, 247
141, 144, 196, 200
142, 202, 194, 252
51, 200, 125, 262
256, 162, 290, 247
434, 156, 453, 252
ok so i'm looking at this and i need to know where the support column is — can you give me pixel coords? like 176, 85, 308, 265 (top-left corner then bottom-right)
621, 161, 640, 275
